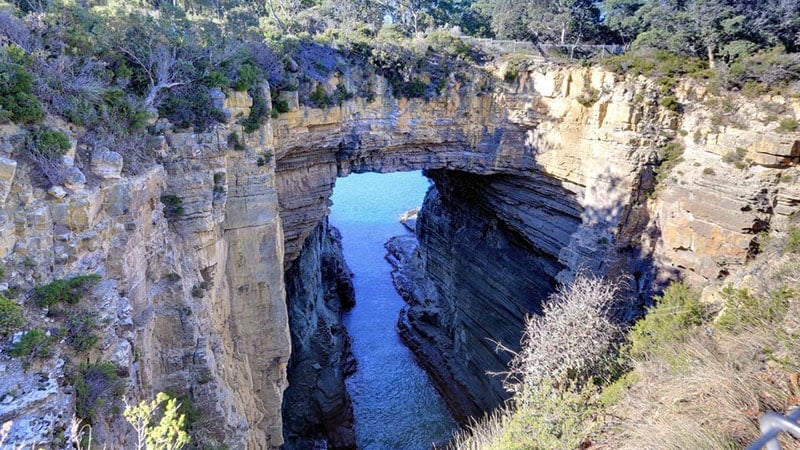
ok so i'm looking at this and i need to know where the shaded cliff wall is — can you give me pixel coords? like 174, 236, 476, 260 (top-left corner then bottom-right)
393, 170, 568, 420
282, 219, 356, 449
273, 63, 678, 424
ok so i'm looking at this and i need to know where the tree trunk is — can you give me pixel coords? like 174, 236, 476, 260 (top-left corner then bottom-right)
706, 44, 716, 69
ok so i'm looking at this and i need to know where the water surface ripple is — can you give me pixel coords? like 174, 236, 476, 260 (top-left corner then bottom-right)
330, 171, 457, 449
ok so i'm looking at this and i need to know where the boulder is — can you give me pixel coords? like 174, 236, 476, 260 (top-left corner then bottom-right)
91, 149, 124, 180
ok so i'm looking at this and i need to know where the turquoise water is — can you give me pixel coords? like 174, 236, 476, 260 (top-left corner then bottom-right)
329, 171, 457, 450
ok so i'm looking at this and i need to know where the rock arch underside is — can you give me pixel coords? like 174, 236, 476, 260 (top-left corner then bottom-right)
2, 62, 799, 449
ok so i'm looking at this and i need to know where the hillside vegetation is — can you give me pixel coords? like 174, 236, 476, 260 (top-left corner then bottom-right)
453, 226, 800, 449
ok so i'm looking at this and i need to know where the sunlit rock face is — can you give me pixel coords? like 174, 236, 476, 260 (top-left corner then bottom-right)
2, 56, 797, 448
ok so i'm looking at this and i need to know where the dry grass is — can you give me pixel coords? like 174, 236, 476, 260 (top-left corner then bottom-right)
602, 252, 800, 450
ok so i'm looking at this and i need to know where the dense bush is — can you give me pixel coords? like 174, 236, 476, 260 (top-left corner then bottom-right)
716, 285, 791, 332
0, 295, 24, 336
33, 274, 101, 308
160, 195, 184, 218
26, 126, 71, 160
65, 312, 99, 353
507, 274, 623, 393
627, 282, 705, 359
0, 56, 45, 124
242, 88, 269, 133
9, 328, 52, 359
73, 361, 125, 422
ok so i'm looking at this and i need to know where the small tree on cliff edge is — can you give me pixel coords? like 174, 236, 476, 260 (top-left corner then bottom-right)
124, 392, 190, 450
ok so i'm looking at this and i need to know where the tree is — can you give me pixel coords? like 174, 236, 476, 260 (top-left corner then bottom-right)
604, 0, 647, 46
124, 392, 190, 450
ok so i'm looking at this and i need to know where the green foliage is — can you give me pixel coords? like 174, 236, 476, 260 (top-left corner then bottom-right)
777, 118, 799, 133
577, 87, 600, 107
65, 312, 99, 353
309, 84, 330, 108
227, 133, 245, 151
702, 167, 715, 175
256, 151, 273, 167
9, 328, 52, 359
204, 70, 230, 90
160, 195, 184, 218
659, 95, 679, 112
158, 86, 226, 132
788, 227, 800, 252
600, 370, 639, 407
332, 84, 352, 105
722, 147, 748, 168
27, 126, 71, 160
628, 282, 705, 359
0, 57, 45, 124
653, 141, 685, 189
233, 63, 261, 92
492, 380, 600, 450
0, 295, 24, 336
603, 50, 708, 80
271, 99, 290, 114
717, 286, 792, 332
124, 391, 190, 450
394, 79, 428, 99
73, 361, 125, 422
191, 285, 204, 298
33, 274, 101, 308
241, 89, 269, 133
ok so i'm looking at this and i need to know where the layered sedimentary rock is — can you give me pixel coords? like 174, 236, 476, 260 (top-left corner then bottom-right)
0, 90, 290, 449
282, 219, 356, 449
1, 56, 798, 448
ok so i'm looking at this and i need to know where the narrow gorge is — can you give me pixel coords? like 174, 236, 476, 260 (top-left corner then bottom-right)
2, 57, 799, 449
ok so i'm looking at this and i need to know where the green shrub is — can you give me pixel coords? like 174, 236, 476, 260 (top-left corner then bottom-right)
722, 147, 748, 168
702, 167, 715, 175
503, 63, 519, 83
659, 95, 680, 111
73, 361, 125, 422
124, 392, 190, 449
233, 63, 261, 92
227, 132, 245, 151
493, 380, 600, 450
204, 70, 230, 89
66, 312, 98, 353
577, 87, 600, 107
786, 226, 800, 252
272, 98, 290, 113
0, 295, 24, 336
777, 118, 799, 132
33, 274, 101, 308
309, 84, 330, 108
653, 141, 685, 188
628, 282, 705, 359
191, 285, 204, 298
397, 79, 427, 99
27, 126, 71, 160
333, 84, 352, 105
0, 61, 45, 124
600, 370, 639, 407
256, 151, 273, 167
242, 89, 269, 133
160, 195, 184, 218
9, 328, 52, 359
717, 286, 792, 332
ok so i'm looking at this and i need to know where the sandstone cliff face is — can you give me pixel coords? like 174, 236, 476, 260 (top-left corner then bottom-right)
652, 82, 800, 283
0, 91, 290, 449
1, 56, 797, 448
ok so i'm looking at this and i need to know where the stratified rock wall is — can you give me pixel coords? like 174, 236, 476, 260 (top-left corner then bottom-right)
282, 219, 356, 449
